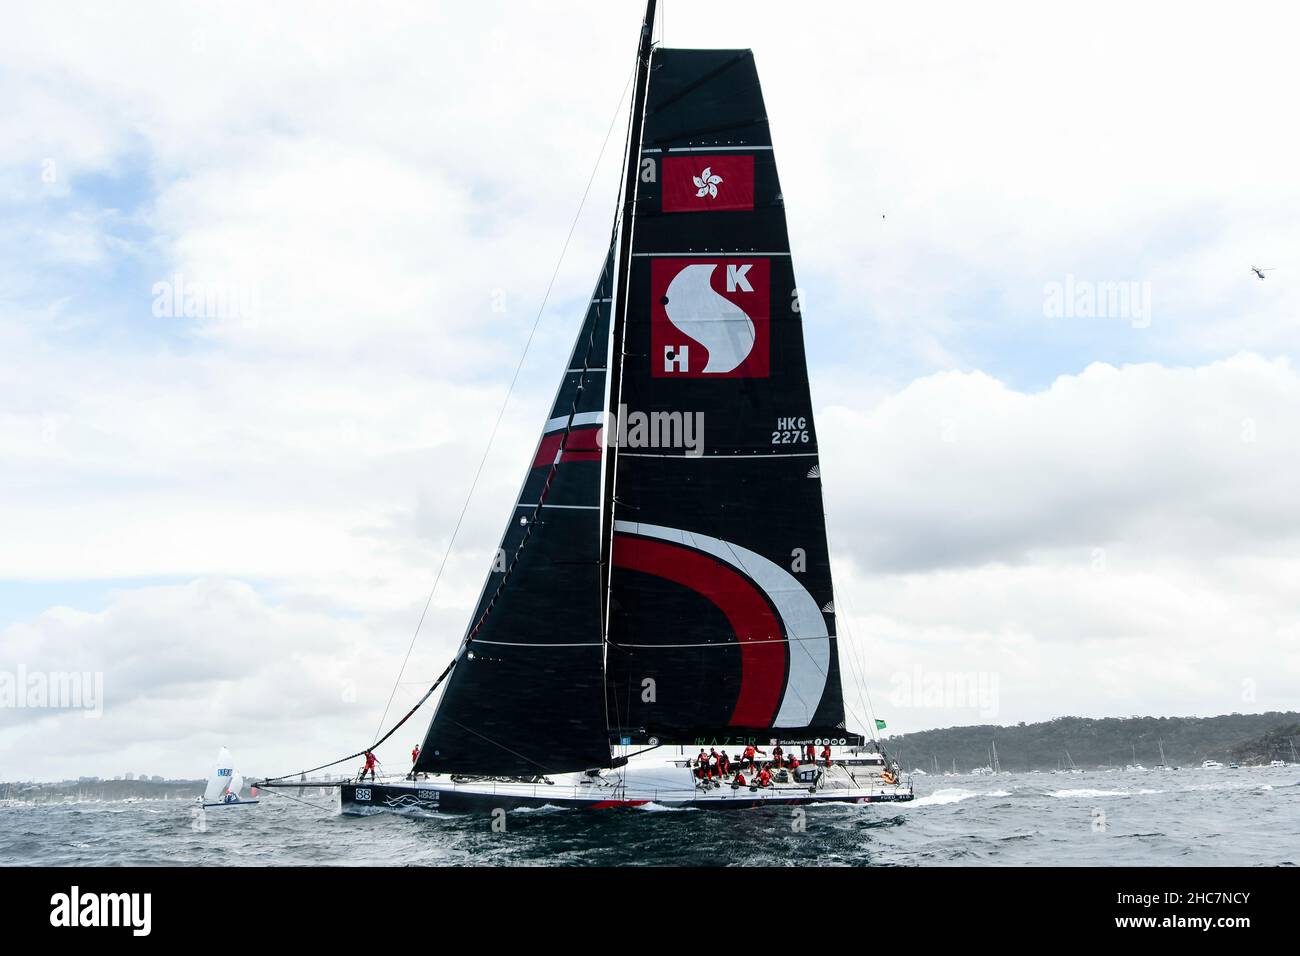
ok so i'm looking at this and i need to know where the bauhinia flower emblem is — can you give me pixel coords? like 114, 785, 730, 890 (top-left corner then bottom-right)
693, 166, 723, 199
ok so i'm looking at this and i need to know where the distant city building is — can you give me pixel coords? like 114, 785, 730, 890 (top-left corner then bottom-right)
124, 772, 134, 781
150, 775, 163, 782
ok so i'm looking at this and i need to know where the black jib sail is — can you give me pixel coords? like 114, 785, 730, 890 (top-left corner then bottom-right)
415, 249, 616, 777
603, 47, 856, 747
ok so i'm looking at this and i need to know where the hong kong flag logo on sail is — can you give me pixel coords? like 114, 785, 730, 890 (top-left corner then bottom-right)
651, 257, 770, 378
662, 155, 755, 213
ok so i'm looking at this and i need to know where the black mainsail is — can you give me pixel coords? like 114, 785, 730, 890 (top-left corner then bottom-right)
603, 47, 853, 747
417, 5, 857, 778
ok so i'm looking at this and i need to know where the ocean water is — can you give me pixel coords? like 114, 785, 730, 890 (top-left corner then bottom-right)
3, 767, 1297, 866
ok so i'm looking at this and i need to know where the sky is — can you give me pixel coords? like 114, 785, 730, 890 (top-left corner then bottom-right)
1, 1, 1298, 781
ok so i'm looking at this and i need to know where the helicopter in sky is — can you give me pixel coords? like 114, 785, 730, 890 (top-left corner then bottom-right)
1251, 266, 1275, 280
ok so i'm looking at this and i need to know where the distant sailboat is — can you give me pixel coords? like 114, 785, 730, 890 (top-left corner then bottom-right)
1125, 743, 1147, 772
202, 747, 259, 809
1155, 739, 1171, 770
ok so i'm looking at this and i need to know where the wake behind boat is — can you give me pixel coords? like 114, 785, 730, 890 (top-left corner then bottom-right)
261, 0, 913, 816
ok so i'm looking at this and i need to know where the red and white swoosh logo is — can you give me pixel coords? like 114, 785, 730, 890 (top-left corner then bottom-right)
664, 264, 756, 373
651, 258, 770, 379
613, 520, 829, 728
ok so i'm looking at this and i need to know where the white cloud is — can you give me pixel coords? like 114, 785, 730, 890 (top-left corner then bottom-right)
0, 578, 440, 782
823, 355, 1300, 732
821, 354, 1300, 571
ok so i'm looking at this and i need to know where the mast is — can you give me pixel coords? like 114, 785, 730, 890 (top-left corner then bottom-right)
601, 0, 658, 640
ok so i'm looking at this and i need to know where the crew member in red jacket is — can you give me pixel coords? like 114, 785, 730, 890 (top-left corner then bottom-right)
360, 750, 378, 782
821, 744, 833, 768
757, 766, 772, 788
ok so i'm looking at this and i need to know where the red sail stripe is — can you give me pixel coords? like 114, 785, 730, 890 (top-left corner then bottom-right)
531, 426, 604, 469
612, 535, 785, 727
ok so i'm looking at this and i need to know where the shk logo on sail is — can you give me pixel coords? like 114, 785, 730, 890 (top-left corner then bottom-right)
652, 257, 770, 378
49, 886, 152, 936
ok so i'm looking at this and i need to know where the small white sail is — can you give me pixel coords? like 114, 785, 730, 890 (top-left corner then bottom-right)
228, 772, 244, 800
204, 747, 234, 803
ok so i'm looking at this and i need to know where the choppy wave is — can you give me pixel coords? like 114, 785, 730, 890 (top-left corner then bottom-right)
3, 767, 1298, 866
910, 788, 995, 806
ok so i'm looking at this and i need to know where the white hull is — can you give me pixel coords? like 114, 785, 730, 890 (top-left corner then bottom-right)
337, 755, 913, 815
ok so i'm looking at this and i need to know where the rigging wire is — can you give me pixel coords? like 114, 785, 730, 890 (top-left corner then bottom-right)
260, 56, 640, 791
823, 514, 894, 758
709, 524, 881, 750
368, 63, 638, 744
253, 785, 339, 818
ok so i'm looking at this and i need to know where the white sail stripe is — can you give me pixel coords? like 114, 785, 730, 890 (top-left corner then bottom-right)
567, 367, 606, 374
610, 635, 832, 649
642, 146, 773, 153
632, 252, 791, 257
613, 520, 830, 728
516, 503, 600, 510
543, 411, 605, 433
618, 452, 818, 459
472, 640, 603, 647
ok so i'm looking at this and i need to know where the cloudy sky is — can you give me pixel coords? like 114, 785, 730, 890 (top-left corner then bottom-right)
2, 1, 1298, 781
